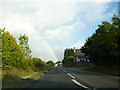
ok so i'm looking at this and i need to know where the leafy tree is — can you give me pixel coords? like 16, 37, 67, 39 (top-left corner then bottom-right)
46, 60, 55, 68
56, 61, 62, 65
18, 34, 32, 59
32, 57, 46, 70
1, 28, 57, 75
56, 61, 62, 64
66, 56, 74, 67
62, 48, 74, 67
1, 29, 25, 70
63, 48, 74, 60
55, 61, 62, 66
81, 15, 120, 67
0, 28, 3, 67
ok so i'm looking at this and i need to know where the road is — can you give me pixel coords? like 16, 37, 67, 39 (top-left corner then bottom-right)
24, 66, 120, 90
61, 66, 120, 90
24, 67, 87, 89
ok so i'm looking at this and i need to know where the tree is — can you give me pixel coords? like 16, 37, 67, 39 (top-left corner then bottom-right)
31, 57, 46, 71
0, 28, 3, 67
62, 48, 74, 67
46, 60, 55, 68
55, 61, 62, 66
1, 29, 25, 70
18, 34, 32, 59
56, 61, 62, 64
81, 15, 120, 67
63, 48, 74, 61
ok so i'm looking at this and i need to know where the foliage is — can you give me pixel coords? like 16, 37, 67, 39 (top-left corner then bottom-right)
1, 28, 54, 71
62, 48, 74, 67
81, 15, 120, 67
46, 60, 55, 68
2, 68, 43, 88
31, 57, 46, 71
1, 29, 26, 70
18, 34, 32, 59
0, 29, 3, 67
56, 61, 62, 64
63, 48, 74, 61
1, 28, 56, 88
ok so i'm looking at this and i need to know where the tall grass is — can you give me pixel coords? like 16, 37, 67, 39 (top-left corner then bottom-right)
2, 68, 43, 88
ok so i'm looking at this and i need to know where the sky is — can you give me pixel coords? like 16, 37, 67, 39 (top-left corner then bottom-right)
0, 0, 119, 62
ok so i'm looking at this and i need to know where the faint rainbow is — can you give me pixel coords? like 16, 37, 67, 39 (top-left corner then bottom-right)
42, 40, 59, 62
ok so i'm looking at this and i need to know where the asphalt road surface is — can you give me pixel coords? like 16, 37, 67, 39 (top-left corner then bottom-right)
24, 66, 120, 90
24, 67, 88, 89
61, 66, 120, 90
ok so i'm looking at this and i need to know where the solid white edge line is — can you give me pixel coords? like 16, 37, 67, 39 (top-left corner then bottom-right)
67, 73, 75, 79
72, 79, 89, 89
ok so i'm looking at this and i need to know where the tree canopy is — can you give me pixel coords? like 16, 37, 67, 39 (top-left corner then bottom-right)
81, 15, 120, 67
1, 29, 25, 70
18, 34, 32, 59
1, 28, 55, 71
62, 48, 74, 67
46, 60, 55, 68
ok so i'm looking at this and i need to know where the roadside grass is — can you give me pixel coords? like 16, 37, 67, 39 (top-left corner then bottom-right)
0, 69, 2, 81
84, 66, 120, 77
0, 68, 2, 89
2, 68, 44, 88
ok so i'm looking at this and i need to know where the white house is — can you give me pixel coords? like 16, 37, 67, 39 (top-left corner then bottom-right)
73, 47, 89, 63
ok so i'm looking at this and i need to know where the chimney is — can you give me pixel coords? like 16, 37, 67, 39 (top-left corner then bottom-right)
73, 47, 76, 62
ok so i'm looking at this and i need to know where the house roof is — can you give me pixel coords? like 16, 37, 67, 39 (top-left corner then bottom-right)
75, 49, 85, 57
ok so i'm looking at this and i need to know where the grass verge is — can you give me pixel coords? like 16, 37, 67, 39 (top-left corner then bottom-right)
2, 68, 45, 88
84, 66, 120, 77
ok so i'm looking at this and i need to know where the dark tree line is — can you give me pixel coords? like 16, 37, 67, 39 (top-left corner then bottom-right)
81, 15, 120, 67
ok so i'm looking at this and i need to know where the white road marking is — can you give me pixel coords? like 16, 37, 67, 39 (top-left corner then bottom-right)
58, 67, 66, 73
67, 73, 75, 79
72, 79, 89, 89
63, 70, 66, 73
59, 68, 90, 89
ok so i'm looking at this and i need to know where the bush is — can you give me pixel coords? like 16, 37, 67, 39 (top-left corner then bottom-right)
62, 56, 74, 67
46, 60, 55, 69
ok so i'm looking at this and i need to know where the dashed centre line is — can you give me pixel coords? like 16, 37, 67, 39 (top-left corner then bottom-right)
59, 67, 90, 89
72, 79, 89, 89
67, 73, 75, 79
58, 67, 66, 73
63, 70, 66, 73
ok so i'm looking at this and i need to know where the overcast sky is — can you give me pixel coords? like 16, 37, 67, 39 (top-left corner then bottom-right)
0, 0, 119, 62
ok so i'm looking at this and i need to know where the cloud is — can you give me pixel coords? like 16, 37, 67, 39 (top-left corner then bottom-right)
29, 39, 58, 62
71, 40, 86, 49
44, 26, 73, 40
0, 1, 117, 61
43, 20, 85, 40
0, 0, 119, 2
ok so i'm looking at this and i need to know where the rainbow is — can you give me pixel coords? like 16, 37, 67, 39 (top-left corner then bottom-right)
42, 40, 59, 62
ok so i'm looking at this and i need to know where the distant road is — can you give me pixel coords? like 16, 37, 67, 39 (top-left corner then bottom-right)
24, 66, 120, 90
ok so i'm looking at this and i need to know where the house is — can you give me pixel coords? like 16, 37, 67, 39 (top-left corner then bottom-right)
73, 47, 89, 63
75, 49, 85, 62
